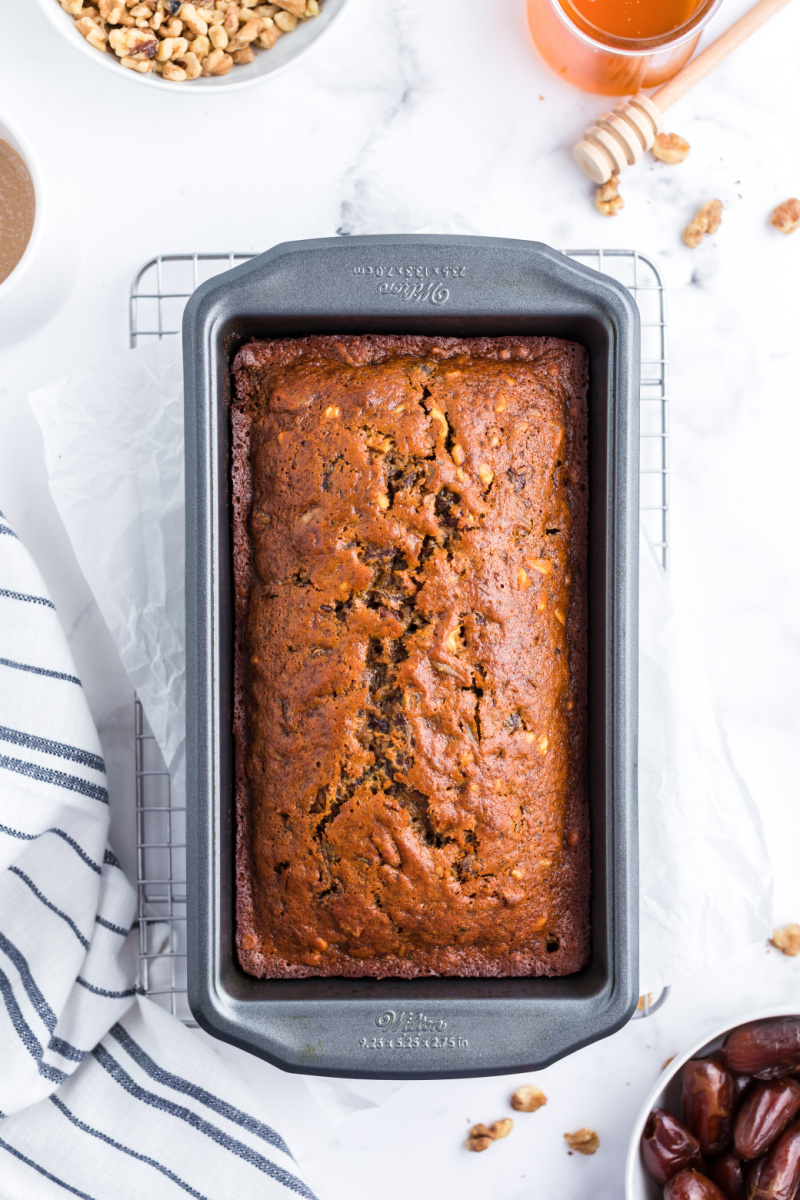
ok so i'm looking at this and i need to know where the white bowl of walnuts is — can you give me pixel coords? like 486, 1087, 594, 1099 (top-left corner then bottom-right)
36, 0, 349, 91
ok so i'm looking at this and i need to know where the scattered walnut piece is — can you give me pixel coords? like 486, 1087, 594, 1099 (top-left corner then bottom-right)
771, 924, 800, 956
595, 174, 623, 217
662, 1055, 676, 1071
466, 1134, 493, 1152
466, 1123, 493, 1152
683, 199, 723, 248
770, 199, 800, 235
511, 1084, 548, 1113
465, 1119, 514, 1152
653, 132, 690, 165
565, 1128, 600, 1156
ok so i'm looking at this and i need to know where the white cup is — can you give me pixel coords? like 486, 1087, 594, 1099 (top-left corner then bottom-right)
0, 112, 78, 346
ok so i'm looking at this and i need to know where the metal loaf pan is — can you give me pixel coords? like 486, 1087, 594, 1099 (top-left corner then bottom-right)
183, 234, 640, 1079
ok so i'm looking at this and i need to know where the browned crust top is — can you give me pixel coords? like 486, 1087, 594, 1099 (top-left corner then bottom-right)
231, 335, 590, 979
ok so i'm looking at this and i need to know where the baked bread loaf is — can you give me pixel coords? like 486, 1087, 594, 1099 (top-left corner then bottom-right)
231, 335, 589, 978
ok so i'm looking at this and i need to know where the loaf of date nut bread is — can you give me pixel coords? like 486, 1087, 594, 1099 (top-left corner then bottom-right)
231, 334, 589, 978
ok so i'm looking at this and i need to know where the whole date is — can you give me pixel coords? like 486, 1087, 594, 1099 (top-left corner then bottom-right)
748, 1120, 800, 1200
735, 1078, 800, 1161
641, 1109, 703, 1185
710, 1150, 746, 1200
723, 1018, 800, 1080
664, 1169, 728, 1200
682, 1056, 735, 1157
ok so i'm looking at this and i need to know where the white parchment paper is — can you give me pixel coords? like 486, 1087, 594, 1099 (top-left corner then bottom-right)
31, 341, 186, 807
29, 330, 772, 1098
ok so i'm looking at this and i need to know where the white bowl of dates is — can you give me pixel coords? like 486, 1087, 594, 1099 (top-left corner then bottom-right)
35, 0, 350, 92
626, 1007, 800, 1200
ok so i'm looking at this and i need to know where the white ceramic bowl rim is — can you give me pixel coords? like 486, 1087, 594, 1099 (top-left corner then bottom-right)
0, 113, 45, 299
34, 0, 350, 93
625, 1004, 800, 1199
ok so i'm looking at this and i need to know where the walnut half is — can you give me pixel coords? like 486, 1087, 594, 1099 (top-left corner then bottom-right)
595, 174, 623, 217
466, 1124, 493, 1152
465, 1119, 514, 1152
564, 1127, 600, 1155
771, 923, 800, 956
511, 1084, 547, 1113
683, 199, 723, 249
653, 132, 690, 165
770, 199, 800, 235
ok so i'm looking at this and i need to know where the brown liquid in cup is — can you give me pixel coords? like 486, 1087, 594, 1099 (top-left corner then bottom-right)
0, 139, 36, 286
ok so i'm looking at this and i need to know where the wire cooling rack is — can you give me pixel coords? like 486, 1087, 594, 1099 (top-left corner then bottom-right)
130, 248, 670, 1023
134, 697, 194, 1022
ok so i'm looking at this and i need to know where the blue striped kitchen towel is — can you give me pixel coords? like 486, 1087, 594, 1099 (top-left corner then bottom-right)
0, 512, 318, 1200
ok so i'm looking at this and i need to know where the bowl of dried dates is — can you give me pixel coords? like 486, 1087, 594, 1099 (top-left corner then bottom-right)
626, 1007, 800, 1200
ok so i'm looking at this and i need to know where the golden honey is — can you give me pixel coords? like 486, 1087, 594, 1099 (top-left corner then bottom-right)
565, 0, 704, 40
527, 0, 717, 95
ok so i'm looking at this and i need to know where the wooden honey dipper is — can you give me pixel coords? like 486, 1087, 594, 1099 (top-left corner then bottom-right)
573, 0, 794, 184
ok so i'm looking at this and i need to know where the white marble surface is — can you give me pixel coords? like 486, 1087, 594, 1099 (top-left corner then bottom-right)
1, 1, 800, 1196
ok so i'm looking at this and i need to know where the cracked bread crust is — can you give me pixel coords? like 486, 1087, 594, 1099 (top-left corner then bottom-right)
231, 334, 590, 979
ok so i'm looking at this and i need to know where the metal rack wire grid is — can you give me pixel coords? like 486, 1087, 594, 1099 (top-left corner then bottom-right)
130, 248, 670, 1022
135, 697, 194, 1023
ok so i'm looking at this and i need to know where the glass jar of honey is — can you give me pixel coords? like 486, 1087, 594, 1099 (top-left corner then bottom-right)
527, 0, 722, 95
